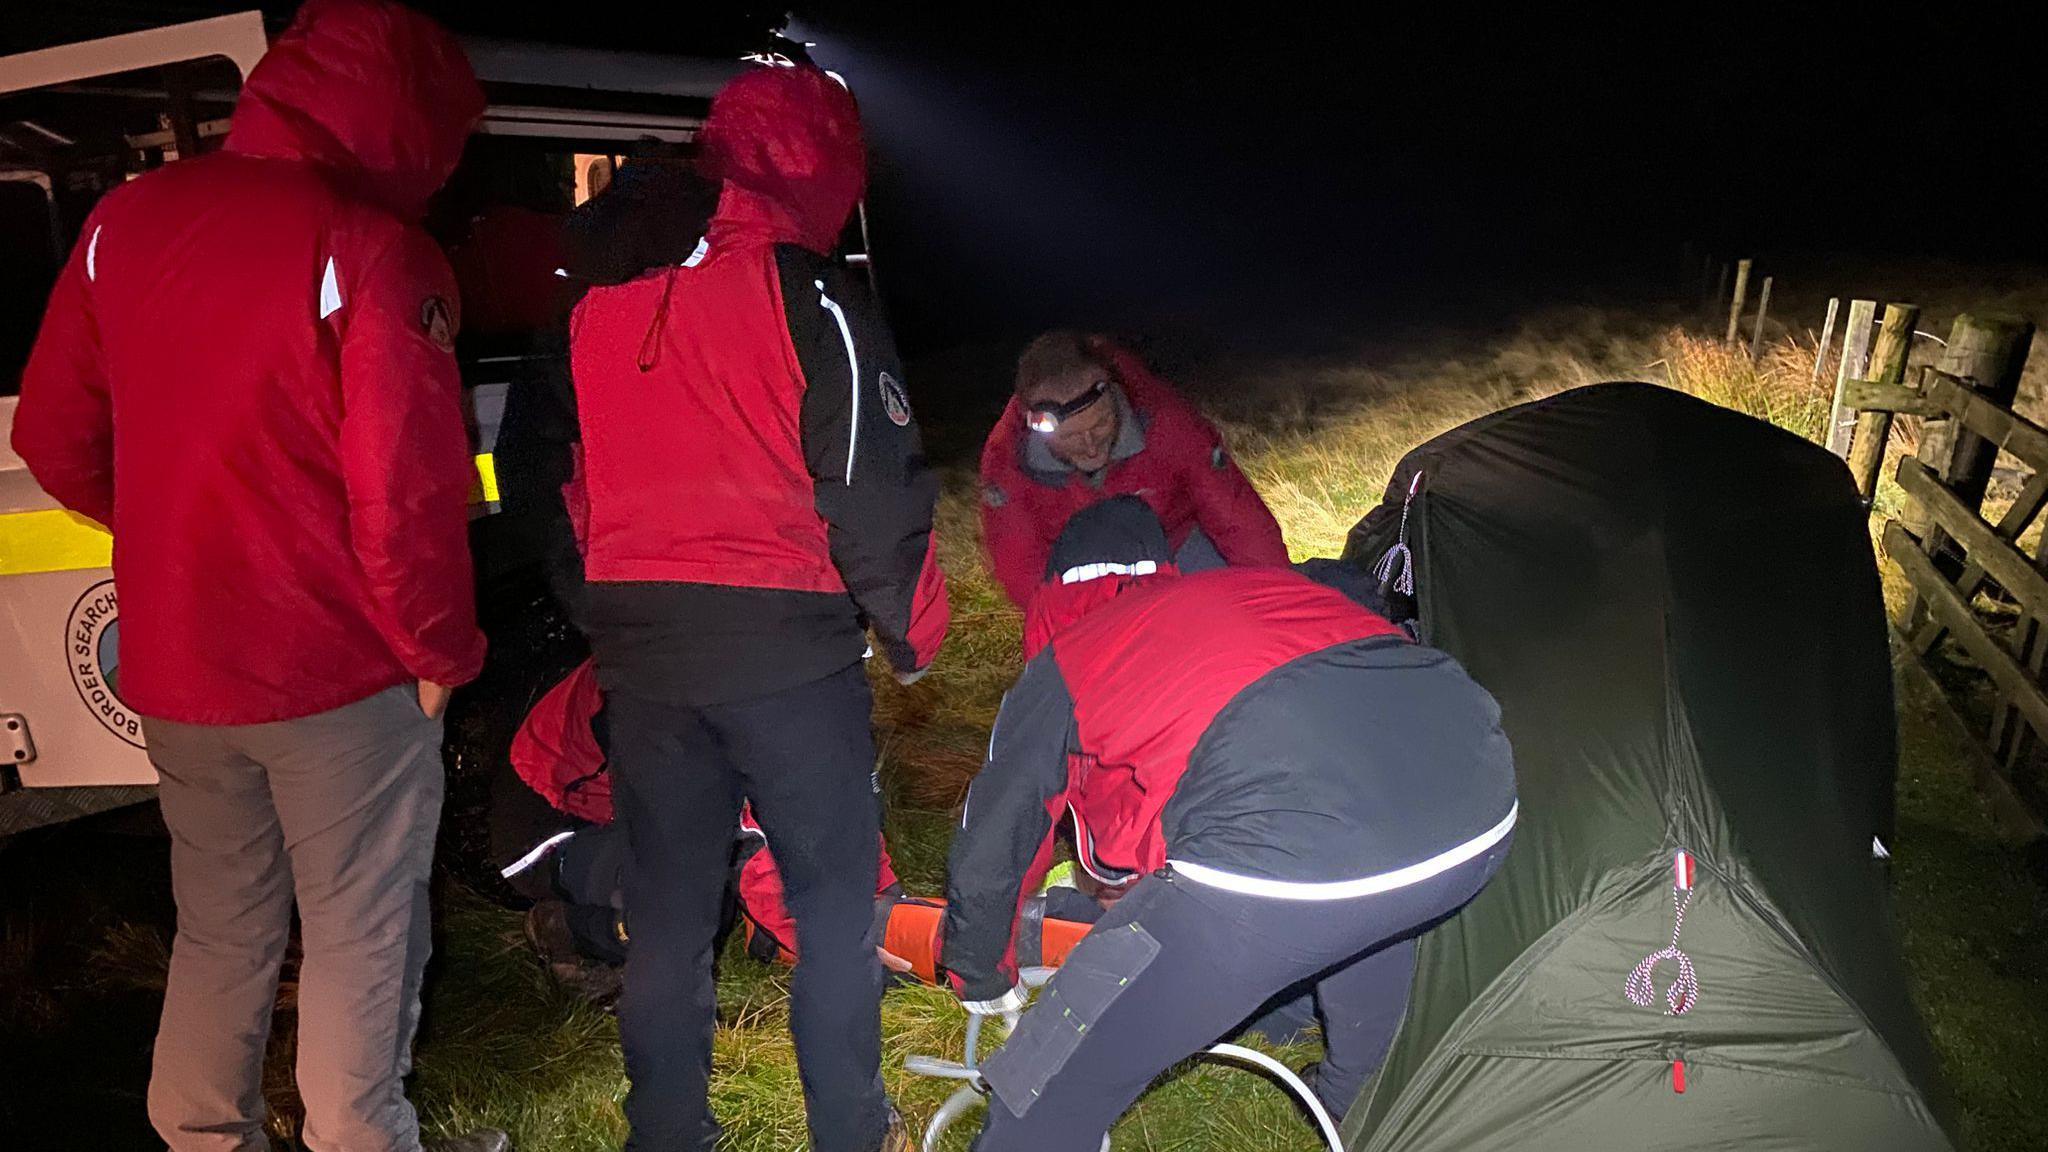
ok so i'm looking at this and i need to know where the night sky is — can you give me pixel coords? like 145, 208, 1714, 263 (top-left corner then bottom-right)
788, 6, 2047, 349
8, 3, 2046, 352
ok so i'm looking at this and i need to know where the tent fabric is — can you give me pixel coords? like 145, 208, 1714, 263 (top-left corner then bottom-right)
1336, 383, 1951, 1151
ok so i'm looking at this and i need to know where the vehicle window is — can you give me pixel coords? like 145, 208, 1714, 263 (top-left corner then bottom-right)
0, 55, 242, 396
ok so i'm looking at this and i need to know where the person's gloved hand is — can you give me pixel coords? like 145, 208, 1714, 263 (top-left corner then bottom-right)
960, 985, 1028, 1035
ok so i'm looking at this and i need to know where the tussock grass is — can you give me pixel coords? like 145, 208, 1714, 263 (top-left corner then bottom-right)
1661, 329, 1833, 442
413, 890, 1327, 1151
398, 314, 2046, 1151
85, 920, 172, 993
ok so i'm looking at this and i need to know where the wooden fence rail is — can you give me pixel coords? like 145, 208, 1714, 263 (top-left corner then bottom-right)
1841, 311, 2045, 832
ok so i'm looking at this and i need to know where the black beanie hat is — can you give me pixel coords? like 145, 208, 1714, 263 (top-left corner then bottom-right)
1043, 496, 1174, 583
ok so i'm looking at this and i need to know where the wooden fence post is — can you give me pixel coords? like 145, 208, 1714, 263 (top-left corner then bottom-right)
1748, 276, 1774, 362
1846, 303, 1922, 501
1826, 300, 1877, 456
1725, 259, 1752, 344
1813, 298, 1840, 380
1902, 313, 2038, 630
1905, 314, 2037, 525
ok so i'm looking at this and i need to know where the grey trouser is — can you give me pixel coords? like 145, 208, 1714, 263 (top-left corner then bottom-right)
142, 685, 443, 1152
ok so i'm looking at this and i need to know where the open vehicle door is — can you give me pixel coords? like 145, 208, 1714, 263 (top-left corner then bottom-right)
0, 14, 877, 835
0, 13, 267, 832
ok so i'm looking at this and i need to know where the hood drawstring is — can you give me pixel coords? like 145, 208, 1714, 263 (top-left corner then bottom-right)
637, 266, 679, 373
1374, 470, 1426, 598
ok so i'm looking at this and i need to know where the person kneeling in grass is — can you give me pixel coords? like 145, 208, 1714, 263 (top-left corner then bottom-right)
490, 659, 913, 1000
940, 498, 1519, 1148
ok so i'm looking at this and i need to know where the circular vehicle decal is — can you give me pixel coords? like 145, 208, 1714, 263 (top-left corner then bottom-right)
66, 580, 142, 748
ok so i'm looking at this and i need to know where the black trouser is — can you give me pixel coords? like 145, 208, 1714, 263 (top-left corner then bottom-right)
554, 823, 630, 966
972, 840, 1510, 1151
606, 662, 889, 1152
1038, 886, 1325, 1045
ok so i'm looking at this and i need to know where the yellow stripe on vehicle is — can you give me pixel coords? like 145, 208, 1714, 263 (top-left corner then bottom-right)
471, 453, 499, 506
0, 508, 112, 576
3, 456, 499, 576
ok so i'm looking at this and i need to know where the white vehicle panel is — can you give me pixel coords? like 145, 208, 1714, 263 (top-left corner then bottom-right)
1, 569, 153, 786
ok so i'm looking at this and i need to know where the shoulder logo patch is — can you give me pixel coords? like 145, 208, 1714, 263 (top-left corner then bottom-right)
982, 484, 1007, 508
879, 370, 912, 426
420, 296, 455, 352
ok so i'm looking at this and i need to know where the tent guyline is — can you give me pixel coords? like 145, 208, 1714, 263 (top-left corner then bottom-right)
1626, 850, 1702, 1018
1374, 471, 1426, 597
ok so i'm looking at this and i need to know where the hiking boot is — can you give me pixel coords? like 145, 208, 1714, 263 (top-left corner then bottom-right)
425, 1129, 511, 1152
524, 900, 579, 966
526, 900, 624, 1006
555, 956, 625, 1007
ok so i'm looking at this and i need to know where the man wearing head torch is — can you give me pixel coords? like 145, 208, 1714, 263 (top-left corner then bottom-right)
977, 331, 1290, 609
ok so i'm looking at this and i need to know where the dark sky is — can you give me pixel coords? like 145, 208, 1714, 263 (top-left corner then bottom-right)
787, 6, 2047, 348
10, 3, 2047, 351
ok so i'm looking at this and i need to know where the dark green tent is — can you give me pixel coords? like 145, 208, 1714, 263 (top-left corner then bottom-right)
1336, 383, 1951, 1150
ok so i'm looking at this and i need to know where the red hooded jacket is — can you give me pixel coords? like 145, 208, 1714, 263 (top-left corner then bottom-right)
11, 0, 487, 724
509, 660, 612, 824
569, 66, 946, 691
979, 343, 1290, 608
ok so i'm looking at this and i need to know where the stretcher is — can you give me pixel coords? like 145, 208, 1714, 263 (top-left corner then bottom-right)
882, 898, 1093, 987
740, 894, 1096, 987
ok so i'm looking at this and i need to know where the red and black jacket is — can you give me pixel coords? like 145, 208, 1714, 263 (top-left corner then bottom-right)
978, 343, 1290, 609
564, 67, 947, 703
940, 566, 1518, 1001
493, 164, 719, 628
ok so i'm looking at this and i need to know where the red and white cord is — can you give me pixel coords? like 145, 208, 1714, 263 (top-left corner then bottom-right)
1626, 851, 1701, 1016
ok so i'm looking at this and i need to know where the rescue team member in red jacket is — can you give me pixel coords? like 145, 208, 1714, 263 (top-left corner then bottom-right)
493, 660, 911, 986
10, 3, 496, 1151
978, 330, 1290, 608
567, 65, 946, 1152
494, 154, 723, 627
940, 499, 1517, 1150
